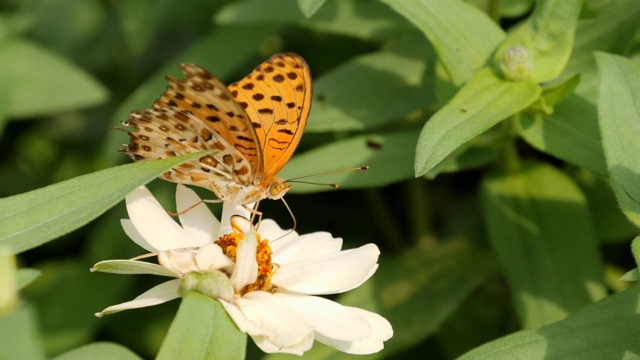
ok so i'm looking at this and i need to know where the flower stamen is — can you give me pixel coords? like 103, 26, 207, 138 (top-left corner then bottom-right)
215, 231, 276, 294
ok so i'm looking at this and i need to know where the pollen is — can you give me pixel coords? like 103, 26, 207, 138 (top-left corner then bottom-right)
215, 231, 276, 294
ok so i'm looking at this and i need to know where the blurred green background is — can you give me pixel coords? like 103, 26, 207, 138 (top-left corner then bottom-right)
2, 0, 640, 359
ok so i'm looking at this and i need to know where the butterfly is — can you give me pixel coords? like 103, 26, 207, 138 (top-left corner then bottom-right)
121, 53, 312, 205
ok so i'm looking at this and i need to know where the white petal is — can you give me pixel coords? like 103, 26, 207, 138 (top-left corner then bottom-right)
220, 298, 313, 355
271, 232, 342, 265
314, 307, 393, 355
272, 244, 380, 294
194, 243, 234, 272
91, 259, 176, 277
235, 292, 314, 351
252, 332, 313, 355
219, 299, 264, 335
176, 184, 220, 245
258, 219, 298, 249
230, 231, 258, 291
218, 201, 251, 237
120, 219, 155, 252
275, 293, 371, 341
158, 250, 200, 277
95, 279, 180, 317
126, 186, 201, 250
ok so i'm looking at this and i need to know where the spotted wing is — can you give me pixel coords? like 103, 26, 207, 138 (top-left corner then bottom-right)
152, 63, 263, 183
122, 106, 254, 199
227, 53, 312, 183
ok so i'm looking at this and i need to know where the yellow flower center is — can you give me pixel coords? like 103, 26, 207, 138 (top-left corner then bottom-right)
215, 232, 276, 295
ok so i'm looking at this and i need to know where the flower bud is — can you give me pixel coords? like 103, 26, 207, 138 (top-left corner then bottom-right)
179, 270, 234, 302
500, 45, 533, 81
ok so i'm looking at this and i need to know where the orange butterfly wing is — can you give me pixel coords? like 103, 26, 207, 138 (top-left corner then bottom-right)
228, 53, 312, 185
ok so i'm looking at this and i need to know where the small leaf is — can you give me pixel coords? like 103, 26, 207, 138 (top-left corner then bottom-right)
52, 342, 142, 360
280, 131, 419, 193
380, 0, 504, 85
16, 268, 41, 290
494, 0, 582, 83
0, 152, 209, 255
157, 292, 246, 360
296, 0, 328, 17
415, 68, 541, 177
0, 39, 107, 118
481, 161, 607, 328
596, 53, 640, 227
459, 285, 640, 359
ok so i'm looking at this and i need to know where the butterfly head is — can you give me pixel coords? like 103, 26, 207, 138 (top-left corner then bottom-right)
266, 178, 292, 200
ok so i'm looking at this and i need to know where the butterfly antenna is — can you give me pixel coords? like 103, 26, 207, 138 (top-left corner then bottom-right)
285, 166, 369, 183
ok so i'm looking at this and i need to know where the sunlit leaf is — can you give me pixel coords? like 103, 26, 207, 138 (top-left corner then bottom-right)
380, 0, 504, 85
415, 68, 541, 177
157, 292, 246, 360
0, 152, 209, 254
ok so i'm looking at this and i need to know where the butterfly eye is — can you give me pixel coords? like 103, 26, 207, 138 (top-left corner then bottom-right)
268, 179, 291, 200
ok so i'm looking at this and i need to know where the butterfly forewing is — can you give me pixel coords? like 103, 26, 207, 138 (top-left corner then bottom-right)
228, 53, 312, 182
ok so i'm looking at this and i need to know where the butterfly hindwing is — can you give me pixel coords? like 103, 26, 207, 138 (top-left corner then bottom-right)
154, 63, 264, 182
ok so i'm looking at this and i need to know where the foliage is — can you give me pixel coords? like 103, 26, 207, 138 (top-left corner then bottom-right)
1, 0, 640, 358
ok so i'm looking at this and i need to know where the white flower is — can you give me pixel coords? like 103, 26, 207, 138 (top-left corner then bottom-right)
92, 185, 393, 355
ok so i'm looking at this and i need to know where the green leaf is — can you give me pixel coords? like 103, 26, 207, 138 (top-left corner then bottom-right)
481, 161, 607, 328
596, 53, 640, 227
157, 292, 246, 360
0, 39, 107, 119
296, 0, 328, 17
280, 131, 419, 193
216, 0, 412, 41
308, 37, 434, 132
459, 285, 640, 359
516, 93, 607, 176
415, 68, 541, 177
564, 1, 640, 100
495, 0, 583, 83
0, 304, 46, 360
0, 151, 209, 255
16, 268, 41, 290
380, 0, 504, 85
53, 342, 142, 360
